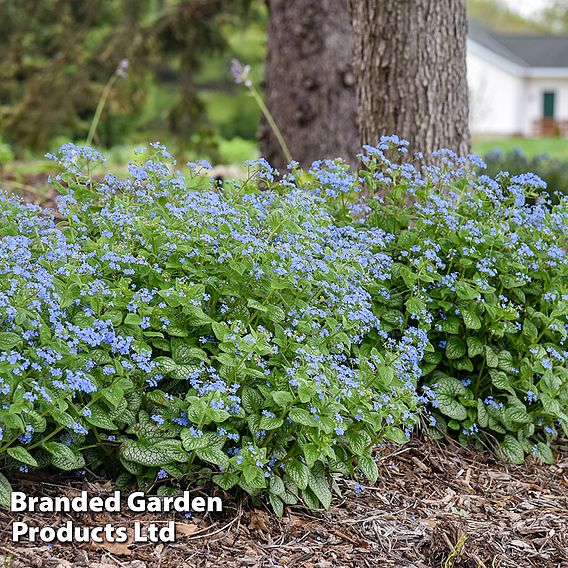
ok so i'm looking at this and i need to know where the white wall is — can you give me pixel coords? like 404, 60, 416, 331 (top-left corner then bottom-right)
467, 45, 525, 136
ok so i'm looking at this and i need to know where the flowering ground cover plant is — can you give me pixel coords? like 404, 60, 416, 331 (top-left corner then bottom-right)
1, 139, 566, 514
0, 143, 426, 513
304, 137, 568, 465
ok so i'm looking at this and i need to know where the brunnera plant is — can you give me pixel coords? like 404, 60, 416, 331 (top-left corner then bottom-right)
319, 136, 567, 465
0, 143, 426, 512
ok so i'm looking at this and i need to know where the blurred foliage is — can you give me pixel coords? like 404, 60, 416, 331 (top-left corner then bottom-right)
0, 0, 264, 157
540, 0, 568, 34
466, 0, 551, 33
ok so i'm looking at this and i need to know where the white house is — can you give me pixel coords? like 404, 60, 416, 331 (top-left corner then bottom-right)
467, 20, 568, 137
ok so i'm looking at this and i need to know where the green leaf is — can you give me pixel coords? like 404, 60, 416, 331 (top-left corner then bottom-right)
166, 316, 189, 337
90, 350, 112, 365
172, 364, 199, 381
120, 440, 187, 467
535, 442, 554, 465
505, 406, 531, 424
406, 297, 426, 315
497, 350, 515, 374
216, 352, 236, 367
490, 370, 515, 395
456, 281, 480, 301
434, 376, 468, 421
259, 415, 284, 431
213, 472, 240, 491
498, 435, 525, 464
26, 410, 47, 433
346, 430, 372, 455
477, 399, 488, 428
85, 405, 117, 430
452, 356, 473, 372
7, 447, 38, 467
103, 311, 123, 326
265, 305, 285, 323
183, 305, 213, 326
101, 386, 124, 408
285, 459, 309, 490
308, 462, 332, 509
241, 387, 263, 413
301, 487, 321, 510
522, 319, 538, 342
155, 356, 178, 375
302, 443, 320, 466
485, 346, 499, 368
269, 474, 286, 497
357, 454, 378, 484
288, 407, 318, 428
272, 391, 293, 407
462, 310, 481, 330
441, 317, 461, 334
382, 309, 404, 326
181, 429, 208, 451
384, 426, 409, 444
243, 464, 266, 489
212, 322, 231, 341
0, 332, 21, 351
48, 408, 74, 427
487, 415, 507, 434
466, 337, 484, 358
446, 336, 466, 360
423, 351, 442, 365
269, 492, 284, 516
124, 313, 142, 326
0, 472, 12, 507
195, 447, 229, 468
171, 339, 208, 364
44, 442, 85, 471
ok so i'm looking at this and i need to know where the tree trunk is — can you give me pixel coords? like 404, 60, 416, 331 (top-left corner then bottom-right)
349, 0, 470, 156
261, 0, 358, 170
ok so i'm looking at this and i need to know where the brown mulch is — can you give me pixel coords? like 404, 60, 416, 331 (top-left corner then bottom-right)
1, 438, 567, 568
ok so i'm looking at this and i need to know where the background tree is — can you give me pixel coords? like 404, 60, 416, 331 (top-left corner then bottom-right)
467, 0, 549, 33
260, 0, 358, 169
540, 0, 568, 34
349, 0, 471, 156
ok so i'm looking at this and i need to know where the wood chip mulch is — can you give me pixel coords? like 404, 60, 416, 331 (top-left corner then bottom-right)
1, 437, 567, 568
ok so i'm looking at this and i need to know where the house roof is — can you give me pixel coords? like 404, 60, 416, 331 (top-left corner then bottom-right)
468, 20, 568, 69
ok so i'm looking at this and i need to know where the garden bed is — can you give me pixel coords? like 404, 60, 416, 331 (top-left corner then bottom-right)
1, 437, 567, 568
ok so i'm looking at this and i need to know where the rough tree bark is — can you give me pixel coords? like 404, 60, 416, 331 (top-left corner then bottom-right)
261, 0, 358, 170
349, 0, 470, 156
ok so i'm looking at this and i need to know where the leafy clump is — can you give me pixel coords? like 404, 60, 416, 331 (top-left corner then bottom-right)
334, 137, 567, 465
2, 137, 567, 512
0, 143, 424, 511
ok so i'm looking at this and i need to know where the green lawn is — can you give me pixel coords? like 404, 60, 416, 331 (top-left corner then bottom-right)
473, 137, 568, 160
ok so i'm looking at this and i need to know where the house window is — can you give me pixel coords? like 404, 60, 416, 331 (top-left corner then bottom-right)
543, 92, 555, 118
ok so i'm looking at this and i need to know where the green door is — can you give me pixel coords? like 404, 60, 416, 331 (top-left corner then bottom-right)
543, 92, 555, 118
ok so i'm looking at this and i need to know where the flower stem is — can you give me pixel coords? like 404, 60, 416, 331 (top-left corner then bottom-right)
86, 73, 118, 147
249, 84, 293, 165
